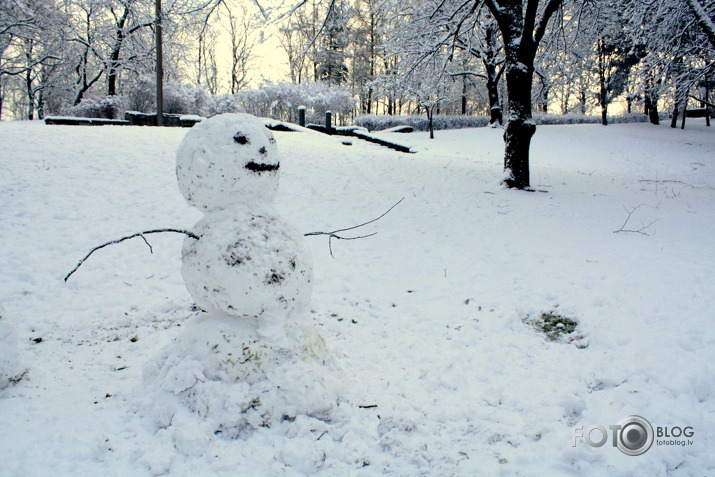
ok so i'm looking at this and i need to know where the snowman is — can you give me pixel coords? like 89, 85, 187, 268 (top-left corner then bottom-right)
142, 114, 338, 444
176, 112, 313, 330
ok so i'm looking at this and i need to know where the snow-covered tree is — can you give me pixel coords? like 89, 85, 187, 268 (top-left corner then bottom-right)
349, 0, 392, 114
629, 0, 714, 128
0, 0, 67, 119
586, 2, 645, 125
485, 0, 564, 189
223, 2, 254, 95
238, 80, 354, 124
315, 0, 350, 85
685, 0, 715, 47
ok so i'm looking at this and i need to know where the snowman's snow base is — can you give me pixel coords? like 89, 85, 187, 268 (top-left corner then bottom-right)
143, 312, 340, 441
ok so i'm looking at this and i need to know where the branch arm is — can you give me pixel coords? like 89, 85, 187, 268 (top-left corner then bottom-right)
64, 228, 199, 282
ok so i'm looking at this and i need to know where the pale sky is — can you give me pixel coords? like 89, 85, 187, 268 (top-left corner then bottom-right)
210, 1, 294, 89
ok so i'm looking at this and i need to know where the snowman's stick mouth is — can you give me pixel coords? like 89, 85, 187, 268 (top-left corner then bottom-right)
245, 161, 280, 173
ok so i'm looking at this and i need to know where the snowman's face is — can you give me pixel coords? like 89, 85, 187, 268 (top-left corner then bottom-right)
177, 113, 280, 211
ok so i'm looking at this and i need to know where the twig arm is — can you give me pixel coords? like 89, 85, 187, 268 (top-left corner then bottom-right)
304, 198, 404, 257
64, 228, 199, 282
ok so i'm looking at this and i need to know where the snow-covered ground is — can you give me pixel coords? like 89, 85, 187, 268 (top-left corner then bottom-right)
1, 119, 714, 476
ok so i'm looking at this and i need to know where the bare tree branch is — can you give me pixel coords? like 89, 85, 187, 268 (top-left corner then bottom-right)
612, 205, 659, 236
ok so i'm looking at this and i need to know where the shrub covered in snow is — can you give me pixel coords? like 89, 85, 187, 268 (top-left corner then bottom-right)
126, 75, 209, 115
126, 75, 156, 113
356, 112, 651, 131
532, 112, 650, 125
163, 82, 208, 115
238, 81, 355, 125
204, 94, 244, 117
64, 95, 129, 119
356, 114, 489, 132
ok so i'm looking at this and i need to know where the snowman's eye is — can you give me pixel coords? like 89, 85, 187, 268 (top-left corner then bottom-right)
234, 133, 249, 145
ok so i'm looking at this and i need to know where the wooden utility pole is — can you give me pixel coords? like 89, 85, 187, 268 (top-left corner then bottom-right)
156, 0, 164, 126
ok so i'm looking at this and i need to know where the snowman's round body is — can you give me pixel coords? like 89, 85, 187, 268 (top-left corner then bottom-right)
143, 114, 337, 445
181, 206, 313, 323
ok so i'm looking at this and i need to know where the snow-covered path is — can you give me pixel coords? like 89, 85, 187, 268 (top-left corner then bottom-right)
1, 120, 714, 476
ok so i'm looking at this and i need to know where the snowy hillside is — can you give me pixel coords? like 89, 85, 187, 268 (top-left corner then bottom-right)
0, 119, 714, 476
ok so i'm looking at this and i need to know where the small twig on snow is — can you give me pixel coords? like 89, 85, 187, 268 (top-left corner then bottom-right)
304, 198, 405, 258
612, 205, 659, 236
64, 228, 199, 282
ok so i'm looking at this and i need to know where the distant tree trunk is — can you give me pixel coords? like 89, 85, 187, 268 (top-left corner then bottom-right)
644, 90, 660, 125
0, 57, 4, 120
24, 42, 34, 120
26, 70, 34, 120
484, 22, 503, 125
600, 102, 608, 125
597, 39, 609, 126
424, 104, 435, 139
680, 96, 689, 129
107, 9, 128, 97
486, 70, 502, 125
37, 89, 45, 119
461, 75, 468, 115
670, 61, 687, 129
579, 90, 587, 114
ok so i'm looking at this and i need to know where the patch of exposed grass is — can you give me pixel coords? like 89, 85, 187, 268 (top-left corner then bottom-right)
526, 307, 586, 347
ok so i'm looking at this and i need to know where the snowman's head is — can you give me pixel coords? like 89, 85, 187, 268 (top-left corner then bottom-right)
176, 113, 280, 211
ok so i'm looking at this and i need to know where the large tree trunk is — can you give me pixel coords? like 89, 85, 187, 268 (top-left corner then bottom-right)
503, 65, 536, 189
486, 0, 562, 190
